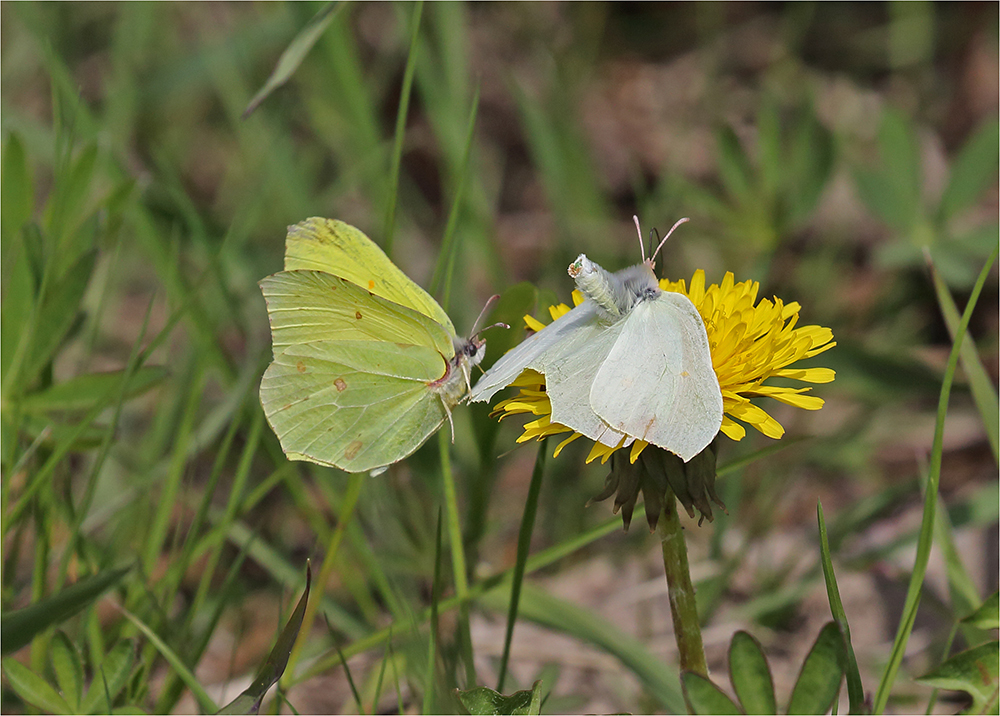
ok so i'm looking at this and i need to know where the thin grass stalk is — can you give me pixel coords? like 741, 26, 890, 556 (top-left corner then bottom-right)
497, 441, 546, 692
437, 428, 477, 686
29, 499, 51, 675
155, 523, 255, 714
152, 411, 264, 713
425, 511, 444, 714
170, 401, 245, 607
429, 83, 480, 303
659, 487, 708, 678
924, 621, 961, 715
55, 298, 156, 590
371, 640, 391, 714
140, 360, 205, 576
817, 501, 865, 714
6, 279, 193, 528
383, 0, 423, 257
118, 606, 217, 714
294, 446, 773, 682
282, 471, 365, 690
872, 246, 997, 713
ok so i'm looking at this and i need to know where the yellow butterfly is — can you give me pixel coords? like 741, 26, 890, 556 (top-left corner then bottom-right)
260, 218, 496, 473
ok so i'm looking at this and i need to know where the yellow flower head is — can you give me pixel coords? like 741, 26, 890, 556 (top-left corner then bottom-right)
493, 270, 836, 465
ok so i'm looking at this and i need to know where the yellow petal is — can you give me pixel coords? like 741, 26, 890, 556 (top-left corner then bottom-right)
720, 417, 746, 441
629, 439, 649, 464
775, 367, 836, 383
553, 432, 583, 458
524, 314, 547, 332
728, 401, 785, 438
549, 303, 573, 321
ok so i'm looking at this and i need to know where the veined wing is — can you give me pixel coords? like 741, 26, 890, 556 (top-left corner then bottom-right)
260, 270, 454, 358
260, 340, 449, 473
469, 301, 602, 402
591, 293, 722, 461
283, 218, 456, 336
542, 318, 632, 448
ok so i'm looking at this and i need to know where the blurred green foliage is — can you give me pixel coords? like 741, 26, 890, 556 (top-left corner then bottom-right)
1, 2, 996, 713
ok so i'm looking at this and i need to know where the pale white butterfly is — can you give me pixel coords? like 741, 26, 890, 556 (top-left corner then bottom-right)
470, 217, 722, 462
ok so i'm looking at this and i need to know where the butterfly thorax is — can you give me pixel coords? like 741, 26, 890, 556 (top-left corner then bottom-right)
568, 254, 660, 322
429, 336, 486, 408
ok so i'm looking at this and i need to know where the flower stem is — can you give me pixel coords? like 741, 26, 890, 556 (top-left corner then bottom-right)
659, 487, 708, 677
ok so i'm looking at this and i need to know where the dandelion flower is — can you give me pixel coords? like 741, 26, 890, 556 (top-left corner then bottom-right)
491, 270, 836, 528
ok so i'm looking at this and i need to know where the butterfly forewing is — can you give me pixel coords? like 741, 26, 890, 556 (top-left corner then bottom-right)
590, 293, 722, 461
284, 218, 457, 336
261, 270, 454, 358
470, 302, 602, 402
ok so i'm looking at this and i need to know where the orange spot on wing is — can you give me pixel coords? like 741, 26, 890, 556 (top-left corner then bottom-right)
296, 361, 307, 373
344, 440, 363, 459
368, 279, 375, 290
334, 378, 347, 392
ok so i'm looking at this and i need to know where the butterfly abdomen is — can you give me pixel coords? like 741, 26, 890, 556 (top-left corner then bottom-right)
569, 254, 660, 321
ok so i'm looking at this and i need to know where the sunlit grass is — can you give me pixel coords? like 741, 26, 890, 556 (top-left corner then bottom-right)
1, 2, 997, 714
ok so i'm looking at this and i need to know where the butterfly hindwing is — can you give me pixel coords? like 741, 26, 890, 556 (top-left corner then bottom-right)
260, 340, 449, 473
284, 218, 457, 336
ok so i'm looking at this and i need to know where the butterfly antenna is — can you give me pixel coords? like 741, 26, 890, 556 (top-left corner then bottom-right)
470, 294, 503, 337
633, 215, 645, 262
650, 217, 690, 264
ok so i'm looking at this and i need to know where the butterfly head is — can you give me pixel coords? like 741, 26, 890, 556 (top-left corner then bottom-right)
454, 334, 487, 369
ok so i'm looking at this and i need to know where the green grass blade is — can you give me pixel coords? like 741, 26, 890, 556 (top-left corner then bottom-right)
18, 366, 169, 413
219, 563, 312, 715
481, 583, 687, 713
283, 471, 365, 685
1, 659, 72, 714
1, 133, 33, 243
424, 510, 443, 715
119, 606, 217, 714
932, 487, 985, 623
49, 631, 84, 712
429, 82, 480, 307
1, 565, 131, 655
294, 447, 787, 683
140, 360, 205, 575
437, 427, 476, 687
383, 0, 423, 257
79, 639, 136, 714
927, 255, 998, 462
497, 442, 546, 693
57, 297, 157, 590
873, 246, 998, 714
817, 502, 865, 714
242, 2, 342, 119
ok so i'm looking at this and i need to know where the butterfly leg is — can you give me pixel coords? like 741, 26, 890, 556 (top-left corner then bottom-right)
440, 396, 456, 443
